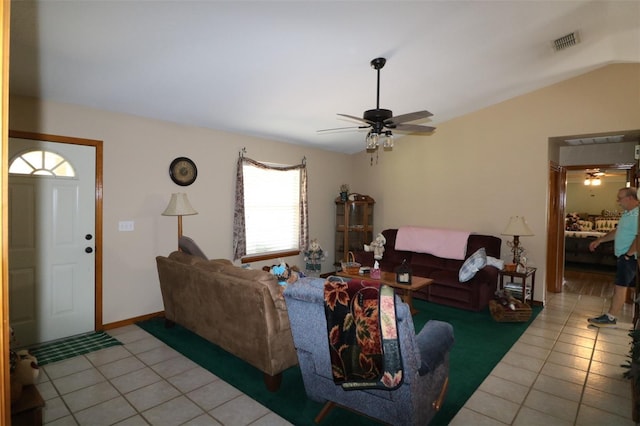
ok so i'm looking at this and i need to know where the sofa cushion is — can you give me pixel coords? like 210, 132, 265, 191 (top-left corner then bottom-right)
219, 265, 286, 310
168, 251, 209, 266
466, 234, 501, 259
195, 259, 232, 273
595, 219, 618, 232
459, 248, 487, 282
578, 220, 593, 231
411, 252, 447, 271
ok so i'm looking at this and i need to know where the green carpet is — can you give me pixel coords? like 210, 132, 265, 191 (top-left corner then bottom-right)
137, 299, 541, 425
29, 331, 123, 366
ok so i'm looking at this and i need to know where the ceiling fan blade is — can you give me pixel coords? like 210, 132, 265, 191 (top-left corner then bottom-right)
317, 125, 368, 133
337, 113, 374, 125
393, 123, 436, 133
385, 110, 433, 125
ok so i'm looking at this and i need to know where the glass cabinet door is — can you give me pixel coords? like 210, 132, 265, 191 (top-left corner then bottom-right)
334, 195, 374, 268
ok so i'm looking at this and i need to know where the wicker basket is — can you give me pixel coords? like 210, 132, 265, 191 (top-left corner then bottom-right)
341, 252, 361, 274
489, 299, 532, 322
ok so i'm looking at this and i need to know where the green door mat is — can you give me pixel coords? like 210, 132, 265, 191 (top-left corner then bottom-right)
29, 331, 123, 366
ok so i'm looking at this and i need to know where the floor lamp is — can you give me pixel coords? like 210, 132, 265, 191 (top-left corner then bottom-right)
162, 193, 198, 249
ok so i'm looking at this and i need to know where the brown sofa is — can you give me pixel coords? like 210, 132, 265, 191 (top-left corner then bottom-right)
564, 234, 615, 267
155, 251, 298, 391
352, 228, 501, 311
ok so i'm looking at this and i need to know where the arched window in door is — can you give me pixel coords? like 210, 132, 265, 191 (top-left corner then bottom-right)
9, 150, 75, 177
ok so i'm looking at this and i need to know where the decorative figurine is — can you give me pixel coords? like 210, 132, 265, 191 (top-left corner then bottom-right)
304, 238, 326, 276
364, 233, 386, 260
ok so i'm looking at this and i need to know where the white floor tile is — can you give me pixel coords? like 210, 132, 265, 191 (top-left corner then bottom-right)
141, 395, 205, 425
209, 394, 271, 426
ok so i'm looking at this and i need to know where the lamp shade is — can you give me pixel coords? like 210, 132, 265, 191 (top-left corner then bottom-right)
501, 216, 534, 236
162, 193, 198, 216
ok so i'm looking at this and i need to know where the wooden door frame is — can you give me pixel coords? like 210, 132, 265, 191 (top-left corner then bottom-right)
2, 1, 10, 421
547, 162, 566, 294
547, 161, 636, 295
8, 130, 104, 333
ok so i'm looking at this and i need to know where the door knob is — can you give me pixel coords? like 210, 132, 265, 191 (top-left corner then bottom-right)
85, 234, 93, 240
85, 247, 93, 254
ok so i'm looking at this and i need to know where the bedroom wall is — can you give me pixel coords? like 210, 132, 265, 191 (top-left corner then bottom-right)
566, 180, 627, 216
350, 63, 640, 303
562, 141, 636, 221
9, 96, 352, 324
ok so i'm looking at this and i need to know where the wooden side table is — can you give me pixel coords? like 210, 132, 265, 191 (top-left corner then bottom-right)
11, 384, 44, 426
498, 267, 537, 304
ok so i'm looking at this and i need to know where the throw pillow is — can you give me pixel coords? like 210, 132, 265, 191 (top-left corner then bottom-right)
486, 256, 504, 270
459, 248, 487, 282
178, 236, 208, 259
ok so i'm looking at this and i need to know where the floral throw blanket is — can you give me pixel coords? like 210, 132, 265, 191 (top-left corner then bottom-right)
323, 277, 403, 390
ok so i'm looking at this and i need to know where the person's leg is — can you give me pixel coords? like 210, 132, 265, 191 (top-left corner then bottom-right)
609, 284, 628, 317
588, 256, 635, 325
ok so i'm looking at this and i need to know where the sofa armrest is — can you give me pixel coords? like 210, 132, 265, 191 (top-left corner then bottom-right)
471, 265, 499, 285
415, 320, 454, 375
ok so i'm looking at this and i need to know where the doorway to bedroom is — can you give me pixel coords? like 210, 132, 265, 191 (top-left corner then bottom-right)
549, 129, 640, 301
563, 166, 627, 298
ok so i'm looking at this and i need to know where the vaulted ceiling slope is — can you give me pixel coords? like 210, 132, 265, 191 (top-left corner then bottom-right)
9, 1, 640, 154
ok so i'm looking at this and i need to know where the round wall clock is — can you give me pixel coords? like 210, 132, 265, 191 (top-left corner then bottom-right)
169, 157, 197, 186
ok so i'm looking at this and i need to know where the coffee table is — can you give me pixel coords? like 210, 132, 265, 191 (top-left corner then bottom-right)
336, 271, 432, 315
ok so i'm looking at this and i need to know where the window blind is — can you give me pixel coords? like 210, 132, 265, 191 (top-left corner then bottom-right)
243, 164, 300, 255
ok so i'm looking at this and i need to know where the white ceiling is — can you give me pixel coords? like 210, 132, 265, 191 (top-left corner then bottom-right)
9, 1, 640, 154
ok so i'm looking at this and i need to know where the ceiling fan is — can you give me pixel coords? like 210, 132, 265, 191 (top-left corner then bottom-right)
320, 57, 436, 150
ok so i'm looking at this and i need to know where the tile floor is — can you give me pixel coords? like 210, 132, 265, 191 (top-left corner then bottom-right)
34, 325, 292, 425
32, 291, 636, 425
451, 291, 635, 426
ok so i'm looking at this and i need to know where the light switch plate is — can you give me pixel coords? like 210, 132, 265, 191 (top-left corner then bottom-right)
118, 221, 134, 232
635, 145, 640, 160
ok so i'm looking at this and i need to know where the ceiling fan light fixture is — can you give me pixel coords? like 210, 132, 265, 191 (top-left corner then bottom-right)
366, 131, 379, 150
383, 131, 394, 149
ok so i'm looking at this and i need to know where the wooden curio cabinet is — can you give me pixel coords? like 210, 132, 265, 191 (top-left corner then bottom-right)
334, 195, 375, 268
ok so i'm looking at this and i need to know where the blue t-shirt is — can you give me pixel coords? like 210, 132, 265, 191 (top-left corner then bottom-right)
615, 206, 639, 257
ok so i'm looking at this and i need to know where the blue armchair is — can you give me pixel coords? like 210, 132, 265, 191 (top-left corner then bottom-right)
283, 277, 453, 425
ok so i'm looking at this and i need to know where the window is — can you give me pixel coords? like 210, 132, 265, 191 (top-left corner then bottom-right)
244, 163, 300, 255
233, 156, 308, 261
9, 150, 75, 177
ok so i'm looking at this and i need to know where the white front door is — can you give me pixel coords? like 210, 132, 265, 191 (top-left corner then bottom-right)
8, 138, 96, 346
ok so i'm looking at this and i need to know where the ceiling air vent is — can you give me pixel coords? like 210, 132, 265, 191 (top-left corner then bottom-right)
552, 31, 580, 51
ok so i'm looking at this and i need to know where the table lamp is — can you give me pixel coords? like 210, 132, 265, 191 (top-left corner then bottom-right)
162, 193, 198, 249
501, 216, 534, 265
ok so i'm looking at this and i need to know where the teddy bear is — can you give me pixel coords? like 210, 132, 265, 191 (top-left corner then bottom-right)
565, 212, 580, 231
364, 233, 386, 260
263, 262, 300, 286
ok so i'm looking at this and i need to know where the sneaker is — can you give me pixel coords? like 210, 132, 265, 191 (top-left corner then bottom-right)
588, 314, 617, 325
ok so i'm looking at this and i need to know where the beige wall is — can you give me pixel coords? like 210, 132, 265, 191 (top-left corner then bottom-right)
9, 97, 352, 323
7, 63, 640, 321
352, 63, 640, 302
566, 181, 627, 215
